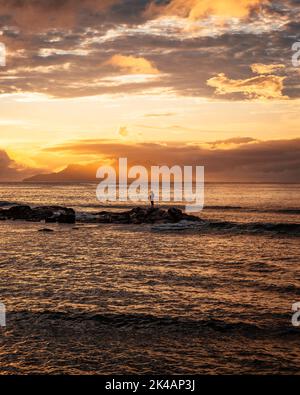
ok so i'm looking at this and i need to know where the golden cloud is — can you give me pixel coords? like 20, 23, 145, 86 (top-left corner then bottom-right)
251, 63, 286, 75
207, 72, 287, 100
146, 0, 267, 20
34, 138, 300, 183
6, 63, 71, 75
106, 55, 160, 75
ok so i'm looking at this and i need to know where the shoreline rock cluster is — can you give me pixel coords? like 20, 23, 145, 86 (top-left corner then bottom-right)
93, 207, 202, 224
0, 205, 202, 225
0, 205, 76, 224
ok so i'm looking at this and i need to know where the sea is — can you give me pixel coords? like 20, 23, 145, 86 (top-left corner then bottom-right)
0, 182, 299, 374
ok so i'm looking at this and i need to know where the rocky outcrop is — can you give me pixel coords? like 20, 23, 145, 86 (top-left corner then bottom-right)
0, 205, 75, 224
0, 205, 201, 225
92, 207, 202, 225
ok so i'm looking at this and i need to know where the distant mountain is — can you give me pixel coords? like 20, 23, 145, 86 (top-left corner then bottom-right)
23, 163, 100, 182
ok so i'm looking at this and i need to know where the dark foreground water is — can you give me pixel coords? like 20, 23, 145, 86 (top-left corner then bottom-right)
0, 183, 299, 374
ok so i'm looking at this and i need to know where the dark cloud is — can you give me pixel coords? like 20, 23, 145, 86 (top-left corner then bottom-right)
0, 0, 120, 31
37, 138, 300, 183
0, 0, 299, 99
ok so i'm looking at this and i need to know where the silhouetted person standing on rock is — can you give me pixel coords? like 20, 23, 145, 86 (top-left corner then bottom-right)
149, 191, 155, 208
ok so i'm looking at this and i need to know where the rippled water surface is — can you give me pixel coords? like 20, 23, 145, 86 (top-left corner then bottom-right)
0, 183, 299, 374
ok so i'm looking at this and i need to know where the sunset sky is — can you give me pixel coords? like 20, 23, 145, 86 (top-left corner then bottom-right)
0, 0, 299, 182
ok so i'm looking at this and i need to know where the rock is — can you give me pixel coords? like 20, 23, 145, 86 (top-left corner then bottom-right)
38, 228, 54, 233
111, 212, 131, 224
97, 212, 113, 223
0, 204, 202, 225
5, 205, 32, 220
129, 207, 146, 222
38, 206, 76, 224
182, 213, 202, 222
0, 209, 6, 220
167, 207, 184, 222
57, 212, 76, 224
93, 206, 202, 225
0, 205, 75, 224
45, 217, 57, 223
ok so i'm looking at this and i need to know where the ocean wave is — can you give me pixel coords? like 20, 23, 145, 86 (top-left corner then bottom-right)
8, 311, 297, 337
209, 221, 300, 235
204, 205, 300, 214
0, 200, 20, 207
205, 205, 244, 211
273, 209, 300, 215
152, 220, 300, 235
